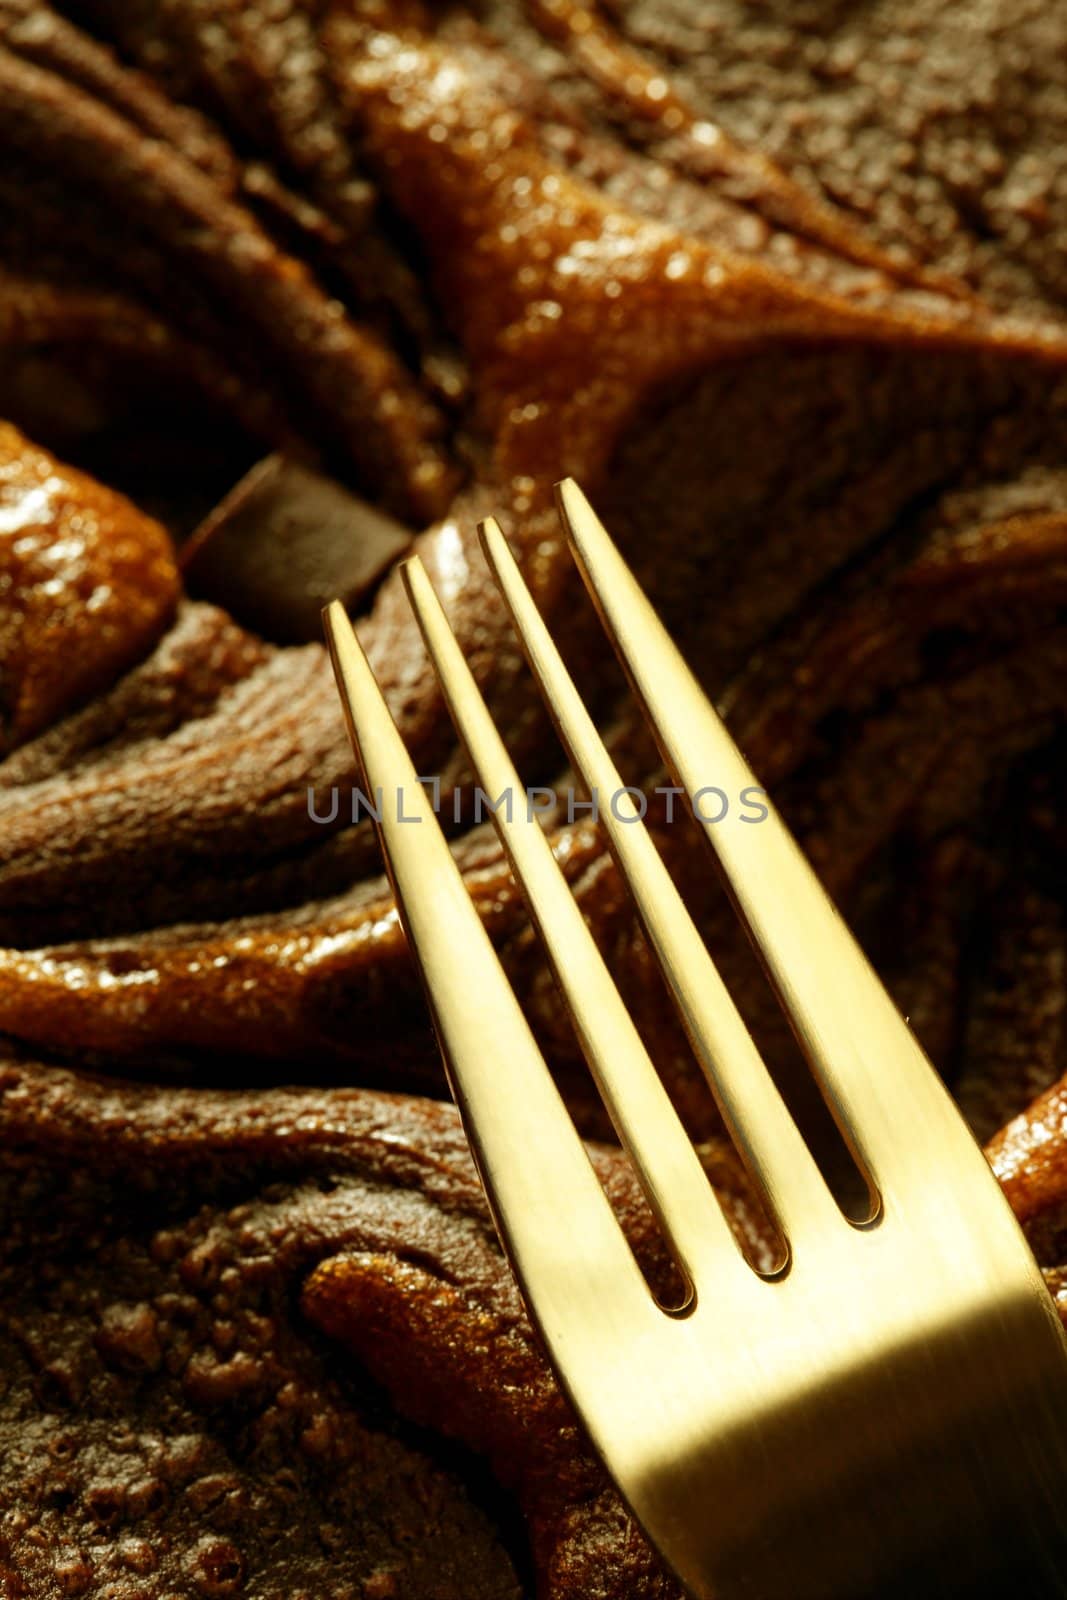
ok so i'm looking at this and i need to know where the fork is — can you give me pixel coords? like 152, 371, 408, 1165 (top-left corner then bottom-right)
323, 480, 1067, 1600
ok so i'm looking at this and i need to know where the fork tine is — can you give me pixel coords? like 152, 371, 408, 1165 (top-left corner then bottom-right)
478, 520, 842, 1246
553, 479, 976, 1208
321, 602, 653, 1326
400, 555, 746, 1290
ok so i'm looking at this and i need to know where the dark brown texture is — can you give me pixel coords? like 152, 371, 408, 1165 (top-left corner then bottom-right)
1, 1052, 1066, 1600
0, 0, 1066, 1594
0, 1059, 529, 1600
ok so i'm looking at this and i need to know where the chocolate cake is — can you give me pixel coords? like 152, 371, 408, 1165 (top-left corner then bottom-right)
0, 0, 1065, 1593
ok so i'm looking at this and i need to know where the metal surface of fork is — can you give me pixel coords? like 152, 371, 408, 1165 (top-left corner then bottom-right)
324, 481, 1067, 1600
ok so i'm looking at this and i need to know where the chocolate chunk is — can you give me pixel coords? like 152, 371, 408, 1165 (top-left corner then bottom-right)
181, 455, 414, 642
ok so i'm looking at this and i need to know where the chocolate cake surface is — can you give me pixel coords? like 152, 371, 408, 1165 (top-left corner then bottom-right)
3, 1052, 1067, 1600
0, 0, 1066, 1593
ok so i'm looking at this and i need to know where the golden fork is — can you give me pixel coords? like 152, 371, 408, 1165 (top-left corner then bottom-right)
324, 481, 1067, 1600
